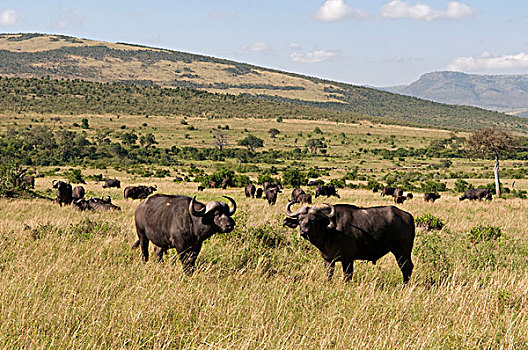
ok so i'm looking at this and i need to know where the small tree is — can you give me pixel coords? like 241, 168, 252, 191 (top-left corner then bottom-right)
466, 128, 517, 196
305, 138, 327, 153
140, 133, 158, 148
238, 135, 264, 152
81, 118, 89, 129
213, 130, 229, 151
120, 132, 138, 146
282, 168, 307, 187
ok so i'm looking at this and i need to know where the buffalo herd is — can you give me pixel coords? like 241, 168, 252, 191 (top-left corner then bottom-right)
41, 174, 505, 283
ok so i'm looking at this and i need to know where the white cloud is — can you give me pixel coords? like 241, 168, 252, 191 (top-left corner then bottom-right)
380, 1, 478, 21
240, 42, 269, 52
0, 9, 19, 26
447, 52, 528, 72
314, 0, 369, 22
288, 43, 301, 50
290, 50, 337, 63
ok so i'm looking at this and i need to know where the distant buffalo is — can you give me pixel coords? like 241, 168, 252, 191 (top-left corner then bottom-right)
73, 196, 120, 211
381, 187, 396, 197
209, 181, 217, 188
406, 193, 413, 199
255, 188, 263, 199
221, 177, 232, 190
103, 179, 120, 188
52, 180, 72, 207
371, 186, 379, 193
73, 185, 85, 200
245, 184, 256, 198
24, 175, 35, 189
124, 185, 157, 200
424, 192, 441, 203
291, 188, 305, 202
394, 196, 408, 204
197, 185, 205, 192
133, 195, 236, 274
460, 188, 492, 201
297, 193, 312, 204
265, 186, 279, 205
394, 188, 404, 197
284, 202, 415, 283
315, 185, 340, 199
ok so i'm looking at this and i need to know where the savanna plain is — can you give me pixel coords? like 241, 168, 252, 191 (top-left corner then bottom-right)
1, 114, 528, 349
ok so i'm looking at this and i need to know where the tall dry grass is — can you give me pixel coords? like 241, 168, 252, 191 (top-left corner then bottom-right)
1, 182, 528, 348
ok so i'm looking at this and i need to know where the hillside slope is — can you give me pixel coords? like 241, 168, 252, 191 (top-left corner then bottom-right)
385, 71, 528, 116
1, 33, 527, 132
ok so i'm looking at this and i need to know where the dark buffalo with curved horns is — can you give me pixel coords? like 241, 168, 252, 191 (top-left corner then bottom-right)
245, 184, 256, 198
133, 194, 237, 274
124, 185, 157, 200
52, 180, 73, 207
459, 188, 492, 201
291, 188, 305, 202
73, 185, 85, 200
102, 179, 120, 188
283, 202, 415, 283
314, 185, 340, 198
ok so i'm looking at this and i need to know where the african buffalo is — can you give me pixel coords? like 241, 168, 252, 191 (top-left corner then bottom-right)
209, 181, 217, 188
73, 185, 85, 200
406, 193, 413, 199
102, 179, 120, 188
291, 188, 305, 202
460, 188, 492, 201
394, 188, 404, 197
24, 175, 35, 189
221, 177, 232, 190
245, 184, 256, 198
371, 186, 379, 193
73, 196, 121, 211
381, 187, 396, 197
315, 185, 340, 199
197, 186, 205, 192
255, 188, 263, 199
297, 193, 312, 204
52, 180, 72, 207
394, 196, 407, 204
283, 202, 415, 283
424, 192, 441, 202
124, 185, 157, 200
133, 194, 236, 274
265, 186, 279, 205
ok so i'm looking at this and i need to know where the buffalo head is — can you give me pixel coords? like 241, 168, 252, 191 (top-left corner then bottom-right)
283, 202, 335, 237
189, 196, 236, 233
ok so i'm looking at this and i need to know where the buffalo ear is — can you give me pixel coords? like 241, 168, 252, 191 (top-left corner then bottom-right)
283, 217, 299, 228
327, 218, 336, 230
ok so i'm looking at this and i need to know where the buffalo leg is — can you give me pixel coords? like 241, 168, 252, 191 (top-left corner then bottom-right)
342, 260, 354, 282
154, 246, 167, 262
324, 259, 335, 281
179, 250, 198, 275
135, 227, 149, 262
393, 251, 414, 283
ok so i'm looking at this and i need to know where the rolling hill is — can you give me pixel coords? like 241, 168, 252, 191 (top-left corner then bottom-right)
1, 33, 527, 132
384, 71, 528, 117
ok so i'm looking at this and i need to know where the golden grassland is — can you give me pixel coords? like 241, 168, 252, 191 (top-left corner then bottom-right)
0, 34, 343, 102
1, 176, 528, 348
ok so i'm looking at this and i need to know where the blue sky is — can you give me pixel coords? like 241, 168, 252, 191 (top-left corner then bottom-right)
1, 1, 528, 86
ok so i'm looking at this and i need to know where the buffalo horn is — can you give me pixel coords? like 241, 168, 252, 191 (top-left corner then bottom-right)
223, 196, 237, 216
189, 196, 222, 217
323, 203, 335, 218
285, 201, 302, 217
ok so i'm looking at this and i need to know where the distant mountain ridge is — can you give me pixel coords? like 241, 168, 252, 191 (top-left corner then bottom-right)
384, 71, 528, 117
0, 33, 527, 132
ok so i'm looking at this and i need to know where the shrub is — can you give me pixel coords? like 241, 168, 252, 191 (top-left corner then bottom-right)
414, 232, 452, 284
420, 180, 447, 193
454, 179, 472, 192
65, 169, 85, 184
282, 168, 307, 187
467, 225, 503, 243
415, 213, 445, 231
